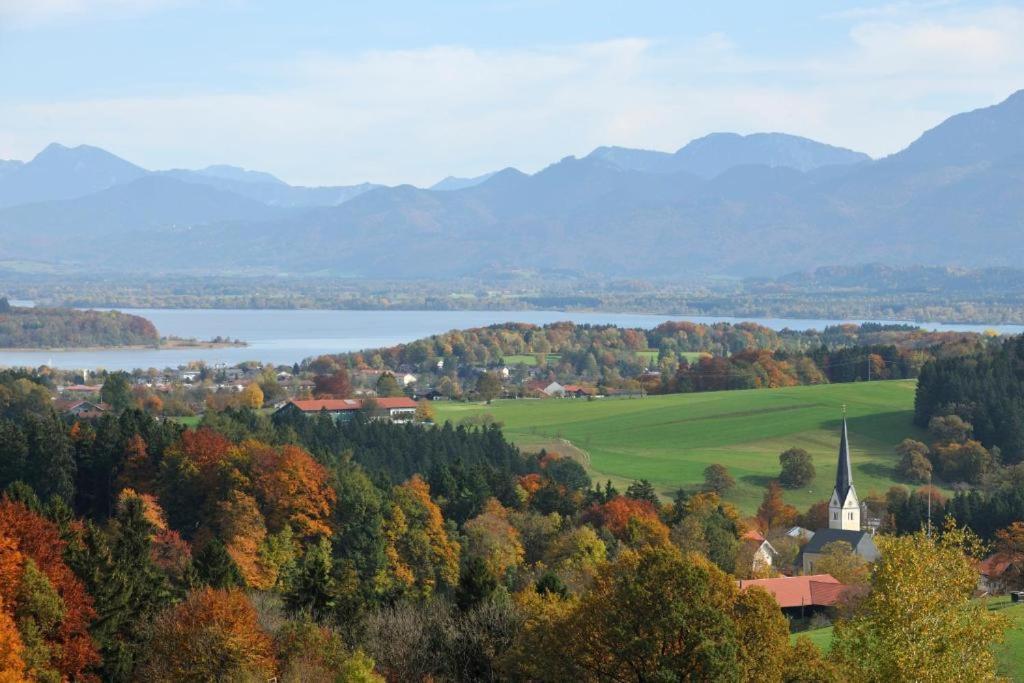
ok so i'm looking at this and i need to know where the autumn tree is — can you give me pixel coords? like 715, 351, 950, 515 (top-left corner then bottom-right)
239, 382, 264, 409
139, 588, 276, 682
414, 400, 435, 423
778, 448, 815, 489
812, 541, 868, 585
313, 368, 352, 398
382, 476, 460, 598
463, 499, 525, 581
583, 496, 668, 547
249, 442, 335, 539
0, 499, 99, 679
703, 463, 735, 495
519, 545, 791, 681
831, 521, 1008, 681
756, 482, 798, 532
895, 438, 932, 484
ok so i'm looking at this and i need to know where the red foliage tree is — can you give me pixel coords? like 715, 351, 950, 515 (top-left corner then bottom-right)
314, 368, 352, 398
0, 500, 99, 678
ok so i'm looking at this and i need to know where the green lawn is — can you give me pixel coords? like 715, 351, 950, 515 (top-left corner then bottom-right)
435, 380, 927, 513
502, 354, 562, 366
794, 597, 1024, 680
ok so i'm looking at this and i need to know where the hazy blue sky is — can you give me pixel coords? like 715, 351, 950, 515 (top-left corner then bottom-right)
1, 1, 1022, 185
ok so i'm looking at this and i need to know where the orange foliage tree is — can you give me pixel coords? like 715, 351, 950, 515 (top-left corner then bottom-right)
756, 482, 798, 532
249, 443, 336, 539
139, 587, 276, 682
583, 496, 670, 546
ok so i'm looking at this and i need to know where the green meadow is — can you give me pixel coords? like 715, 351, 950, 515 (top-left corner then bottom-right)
435, 380, 927, 514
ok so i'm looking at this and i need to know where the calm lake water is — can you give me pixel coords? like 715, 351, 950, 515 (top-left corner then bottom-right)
2, 308, 1022, 371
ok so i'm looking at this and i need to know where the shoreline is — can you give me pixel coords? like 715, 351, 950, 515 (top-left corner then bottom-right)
0, 338, 248, 353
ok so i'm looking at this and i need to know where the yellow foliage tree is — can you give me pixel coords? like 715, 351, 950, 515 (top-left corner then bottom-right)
831, 521, 1008, 681
382, 476, 460, 598
464, 498, 524, 580
239, 383, 264, 409
414, 400, 435, 423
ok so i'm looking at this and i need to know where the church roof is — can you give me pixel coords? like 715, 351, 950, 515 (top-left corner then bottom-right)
801, 528, 877, 557
835, 417, 855, 501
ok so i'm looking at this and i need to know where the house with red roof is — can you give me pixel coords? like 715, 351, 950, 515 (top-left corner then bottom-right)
978, 553, 1023, 595
737, 574, 852, 617
275, 397, 418, 423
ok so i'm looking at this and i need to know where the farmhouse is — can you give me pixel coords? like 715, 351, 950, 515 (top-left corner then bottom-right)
275, 397, 418, 423
737, 574, 852, 616
542, 382, 595, 398
54, 399, 110, 419
799, 416, 880, 573
978, 553, 1024, 595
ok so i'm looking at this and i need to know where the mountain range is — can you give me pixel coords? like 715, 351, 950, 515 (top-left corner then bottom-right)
1, 90, 1023, 277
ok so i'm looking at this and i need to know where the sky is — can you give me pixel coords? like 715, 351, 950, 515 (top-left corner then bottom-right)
1, 1, 1022, 186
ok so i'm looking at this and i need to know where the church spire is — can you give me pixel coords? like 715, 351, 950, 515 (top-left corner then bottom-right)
835, 413, 854, 501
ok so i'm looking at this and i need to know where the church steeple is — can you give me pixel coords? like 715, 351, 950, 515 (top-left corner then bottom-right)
828, 408, 860, 530
835, 415, 853, 502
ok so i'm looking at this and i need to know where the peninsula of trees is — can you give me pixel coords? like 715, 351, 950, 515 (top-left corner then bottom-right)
0, 299, 159, 349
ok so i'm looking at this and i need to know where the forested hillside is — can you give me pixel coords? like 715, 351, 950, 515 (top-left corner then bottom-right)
0, 299, 158, 348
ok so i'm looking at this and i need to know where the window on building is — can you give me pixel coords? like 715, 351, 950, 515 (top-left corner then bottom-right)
849, 512, 853, 520
833, 512, 838, 520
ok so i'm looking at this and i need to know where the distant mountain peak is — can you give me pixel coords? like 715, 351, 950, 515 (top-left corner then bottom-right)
587, 132, 869, 178
430, 170, 499, 191
890, 88, 1024, 167
197, 164, 286, 186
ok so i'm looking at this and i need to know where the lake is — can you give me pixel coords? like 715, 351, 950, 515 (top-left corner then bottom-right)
1, 308, 1021, 371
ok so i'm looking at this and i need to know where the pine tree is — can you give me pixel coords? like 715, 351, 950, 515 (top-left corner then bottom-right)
69, 497, 173, 681
193, 538, 243, 589
285, 537, 340, 616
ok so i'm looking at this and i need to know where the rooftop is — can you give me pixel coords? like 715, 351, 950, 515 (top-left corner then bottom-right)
737, 574, 850, 608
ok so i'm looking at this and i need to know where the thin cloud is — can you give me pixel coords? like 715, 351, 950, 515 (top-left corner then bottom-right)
1, 5, 1022, 185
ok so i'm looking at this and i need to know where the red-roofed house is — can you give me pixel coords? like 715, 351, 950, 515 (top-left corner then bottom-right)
737, 574, 851, 616
275, 397, 418, 423
978, 554, 1023, 595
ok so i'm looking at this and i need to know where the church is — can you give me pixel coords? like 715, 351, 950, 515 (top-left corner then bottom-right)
799, 414, 880, 573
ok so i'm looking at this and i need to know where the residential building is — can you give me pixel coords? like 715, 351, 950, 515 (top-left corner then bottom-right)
737, 574, 852, 617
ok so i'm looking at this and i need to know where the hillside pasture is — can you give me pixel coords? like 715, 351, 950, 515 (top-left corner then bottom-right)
435, 380, 927, 513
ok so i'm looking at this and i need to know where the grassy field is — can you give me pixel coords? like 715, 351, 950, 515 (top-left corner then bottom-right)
502, 354, 561, 366
435, 380, 927, 513
794, 597, 1024, 680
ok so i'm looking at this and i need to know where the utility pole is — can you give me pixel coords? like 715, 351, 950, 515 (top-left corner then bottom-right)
867, 356, 871, 381
927, 470, 932, 538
